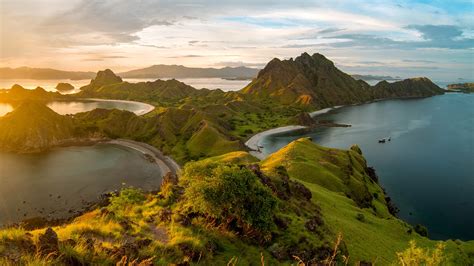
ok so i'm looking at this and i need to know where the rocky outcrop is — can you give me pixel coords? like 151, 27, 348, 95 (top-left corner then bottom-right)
37, 228, 59, 255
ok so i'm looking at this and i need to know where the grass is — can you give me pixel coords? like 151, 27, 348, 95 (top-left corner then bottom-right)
261, 138, 474, 264
1, 138, 473, 265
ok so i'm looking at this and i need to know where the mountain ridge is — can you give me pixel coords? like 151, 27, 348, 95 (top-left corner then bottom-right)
241, 52, 444, 108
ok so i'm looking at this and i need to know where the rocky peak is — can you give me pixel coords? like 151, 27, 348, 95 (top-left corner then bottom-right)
89, 69, 123, 88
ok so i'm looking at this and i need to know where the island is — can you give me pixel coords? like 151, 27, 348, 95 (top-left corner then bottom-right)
0, 52, 472, 265
447, 82, 474, 93
55, 82, 75, 92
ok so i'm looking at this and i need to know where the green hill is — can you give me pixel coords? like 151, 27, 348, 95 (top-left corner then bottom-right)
1, 139, 472, 265
0, 84, 65, 102
241, 52, 444, 108
0, 101, 75, 152
260, 138, 473, 264
74, 107, 243, 163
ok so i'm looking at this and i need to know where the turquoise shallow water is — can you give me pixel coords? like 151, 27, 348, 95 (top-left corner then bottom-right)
261, 93, 474, 240
0, 144, 163, 226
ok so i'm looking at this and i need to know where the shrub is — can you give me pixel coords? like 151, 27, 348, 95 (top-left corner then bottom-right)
108, 188, 146, 213
180, 162, 277, 232
356, 213, 365, 222
397, 240, 445, 265
414, 224, 428, 237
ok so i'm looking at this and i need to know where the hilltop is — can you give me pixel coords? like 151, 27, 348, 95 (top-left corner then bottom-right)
241, 52, 444, 108
0, 102, 75, 152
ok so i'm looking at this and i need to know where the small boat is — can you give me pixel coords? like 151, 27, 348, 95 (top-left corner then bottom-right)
378, 139, 386, 143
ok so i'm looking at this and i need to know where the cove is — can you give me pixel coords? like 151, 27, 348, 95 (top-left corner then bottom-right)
0, 99, 154, 117
260, 93, 474, 240
0, 143, 163, 226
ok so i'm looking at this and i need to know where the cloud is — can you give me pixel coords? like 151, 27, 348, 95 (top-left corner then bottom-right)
167, 55, 204, 58
406, 25, 463, 41
1, 0, 473, 80
215, 61, 265, 68
327, 25, 474, 50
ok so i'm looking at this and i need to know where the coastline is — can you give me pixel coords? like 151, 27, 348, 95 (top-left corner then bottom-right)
1, 138, 180, 230
75, 98, 155, 116
245, 125, 307, 160
106, 139, 180, 176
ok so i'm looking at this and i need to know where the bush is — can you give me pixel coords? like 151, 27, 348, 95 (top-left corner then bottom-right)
414, 224, 428, 237
356, 213, 365, 222
180, 162, 277, 232
108, 188, 146, 213
397, 240, 445, 265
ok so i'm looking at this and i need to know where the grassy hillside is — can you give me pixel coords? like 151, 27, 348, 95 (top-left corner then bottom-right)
74, 107, 243, 163
261, 138, 474, 264
1, 140, 472, 265
0, 101, 76, 152
0, 84, 65, 102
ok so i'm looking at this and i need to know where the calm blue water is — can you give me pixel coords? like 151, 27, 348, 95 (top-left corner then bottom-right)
261, 93, 474, 240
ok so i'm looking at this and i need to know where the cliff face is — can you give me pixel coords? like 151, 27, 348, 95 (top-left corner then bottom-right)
0, 102, 75, 152
241, 52, 444, 108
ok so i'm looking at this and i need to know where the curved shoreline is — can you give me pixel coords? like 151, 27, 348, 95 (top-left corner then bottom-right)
75, 98, 155, 116
106, 139, 180, 176
245, 125, 307, 160
0, 138, 180, 229
245, 95, 444, 160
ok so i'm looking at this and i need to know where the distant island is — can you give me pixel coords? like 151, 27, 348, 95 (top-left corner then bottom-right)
0, 65, 259, 80
55, 82, 74, 92
447, 82, 474, 93
118, 64, 259, 79
351, 74, 402, 81
0, 67, 95, 80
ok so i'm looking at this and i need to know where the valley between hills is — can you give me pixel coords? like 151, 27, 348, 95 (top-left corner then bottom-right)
0, 53, 472, 265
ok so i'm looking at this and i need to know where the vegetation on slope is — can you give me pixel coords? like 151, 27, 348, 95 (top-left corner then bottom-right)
1, 140, 472, 265
241, 52, 444, 108
0, 101, 76, 152
260, 138, 474, 264
0, 84, 65, 102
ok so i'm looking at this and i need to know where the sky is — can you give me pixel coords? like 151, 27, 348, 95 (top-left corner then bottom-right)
0, 0, 473, 81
